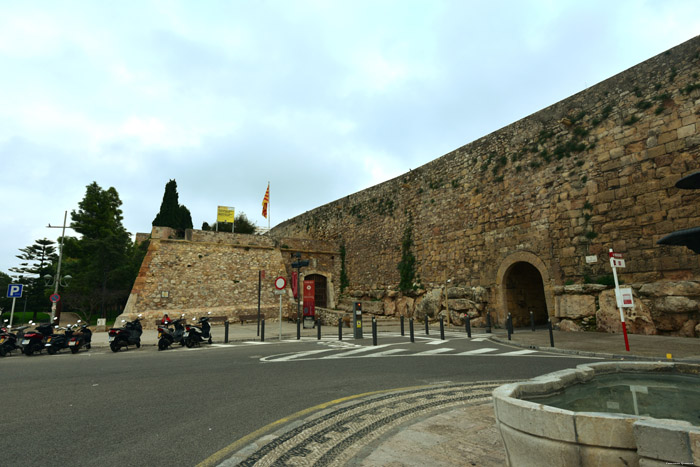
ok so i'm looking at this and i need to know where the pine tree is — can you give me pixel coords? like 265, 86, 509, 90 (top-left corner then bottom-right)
153, 179, 193, 234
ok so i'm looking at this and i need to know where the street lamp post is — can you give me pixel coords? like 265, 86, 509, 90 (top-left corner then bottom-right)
46, 211, 71, 324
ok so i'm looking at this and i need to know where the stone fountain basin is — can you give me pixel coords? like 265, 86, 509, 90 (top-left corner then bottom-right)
492, 362, 700, 466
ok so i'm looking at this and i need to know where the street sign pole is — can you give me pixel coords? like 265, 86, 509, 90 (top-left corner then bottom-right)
9, 297, 17, 327
274, 276, 287, 340
609, 249, 630, 352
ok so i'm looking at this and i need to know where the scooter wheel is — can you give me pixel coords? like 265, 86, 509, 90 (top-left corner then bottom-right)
185, 338, 195, 348
47, 346, 56, 355
110, 342, 120, 353
136, 341, 141, 349
208, 338, 212, 344
24, 346, 33, 356
0, 346, 6, 357
70, 347, 79, 354
86, 344, 91, 350
158, 340, 168, 351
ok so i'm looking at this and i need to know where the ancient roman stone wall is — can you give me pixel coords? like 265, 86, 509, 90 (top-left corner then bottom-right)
271, 36, 700, 335
122, 227, 339, 328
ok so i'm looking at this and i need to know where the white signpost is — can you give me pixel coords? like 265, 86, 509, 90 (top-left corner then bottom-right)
274, 276, 287, 339
609, 249, 630, 351
6, 284, 23, 327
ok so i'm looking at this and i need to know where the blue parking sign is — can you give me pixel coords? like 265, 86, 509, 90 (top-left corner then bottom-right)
7, 284, 23, 298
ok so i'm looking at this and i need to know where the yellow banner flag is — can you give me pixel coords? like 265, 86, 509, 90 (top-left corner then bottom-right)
217, 206, 235, 223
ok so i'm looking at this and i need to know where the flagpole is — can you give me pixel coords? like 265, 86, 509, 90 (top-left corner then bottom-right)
268, 181, 271, 231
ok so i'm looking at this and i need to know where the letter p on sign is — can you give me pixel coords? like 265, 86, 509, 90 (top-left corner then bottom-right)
7, 284, 23, 298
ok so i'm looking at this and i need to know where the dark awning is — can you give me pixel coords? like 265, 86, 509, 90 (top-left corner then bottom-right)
657, 227, 700, 254
675, 172, 700, 190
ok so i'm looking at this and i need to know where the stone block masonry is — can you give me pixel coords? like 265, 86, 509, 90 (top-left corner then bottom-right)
271, 36, 700, 336
121, 227, 340, 329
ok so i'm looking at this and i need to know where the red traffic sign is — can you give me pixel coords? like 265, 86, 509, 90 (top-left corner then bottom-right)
49, 293, 61, 303
609, 252, 623, 258
274, 276, 287, 290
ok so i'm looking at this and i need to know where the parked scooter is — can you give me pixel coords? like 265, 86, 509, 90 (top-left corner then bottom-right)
157, 316, 186, 351
184, 313, 213, 348
108, 315, 143, 352
21, 322, 55, 356
0, 321, 29, 357
68, 320, 92, 354
44, 324, 76, 355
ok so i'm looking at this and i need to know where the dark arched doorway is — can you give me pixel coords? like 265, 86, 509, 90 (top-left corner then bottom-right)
305, 274, 327, 308
503, 262, 548, 326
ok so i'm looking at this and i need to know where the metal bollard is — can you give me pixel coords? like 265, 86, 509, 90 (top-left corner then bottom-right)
400, 315, 405, 336
224, 320, 230, 343
508, 313, 514, 335
261, 319, 265, 342
338, 318, 342, 341
530, 311, 536, 332
425, 315, 429, 335
486, 312, 492, 333
439, 316, 445, 340
317, 319, 321, 340
409, 318, 415, 343
372, 317, 377, 346
465, 315, 471, 338
296, 318, 300, 340
507, 316, 512, 341
548, 319, 555, 347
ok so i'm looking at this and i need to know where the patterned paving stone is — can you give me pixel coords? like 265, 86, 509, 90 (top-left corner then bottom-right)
220, 381, 512, 466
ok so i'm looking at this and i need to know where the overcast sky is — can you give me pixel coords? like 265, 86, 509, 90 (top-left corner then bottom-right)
1, 0, 698, 275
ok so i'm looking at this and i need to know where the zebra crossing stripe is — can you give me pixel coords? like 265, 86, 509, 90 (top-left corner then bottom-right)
425, 340, 450, 345
498, 349, 538, 356
365, 349, 408, 357
455, 348, 498, 355
272, 349, 335, 361
412, 348, 454, 356
322, 344, 394, 359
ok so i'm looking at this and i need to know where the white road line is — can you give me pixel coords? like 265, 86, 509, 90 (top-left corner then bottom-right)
321, 344, 394, 359
270, 349, 335, 361
425, 340, 450, 345
365, 349, 409, 357
413, 348, 454, 356
242, 341, 269, 345
455, 348, 498, 355
498, 349, 538, 356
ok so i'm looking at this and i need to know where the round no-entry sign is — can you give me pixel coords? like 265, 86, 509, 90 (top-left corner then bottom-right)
50, 293, 60, 303
274, 276, 287, 290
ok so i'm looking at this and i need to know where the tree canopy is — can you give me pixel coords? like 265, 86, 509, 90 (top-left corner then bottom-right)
152, 179, 193, 234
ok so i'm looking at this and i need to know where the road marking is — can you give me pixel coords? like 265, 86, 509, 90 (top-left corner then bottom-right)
425, 339, 449, 345
365, 349, 408, 357
498, 349, 538, 356
413, 348, 454, 356
242, 341, 269, 345
455, 348, 498, 355
268, 349, 334, 362
321, 344, 394, 359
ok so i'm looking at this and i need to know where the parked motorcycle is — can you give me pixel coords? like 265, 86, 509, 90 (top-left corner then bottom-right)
44, 325, 76, 355
184, 314, 213, 348
157, 316, 186, 351
21, 322, 55, 356
68, 321, 92, 354
108, 315, 143, 352
0, 322, 29, 357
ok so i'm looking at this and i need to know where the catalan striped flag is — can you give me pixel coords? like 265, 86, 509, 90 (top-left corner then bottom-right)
262, 183, 270, 219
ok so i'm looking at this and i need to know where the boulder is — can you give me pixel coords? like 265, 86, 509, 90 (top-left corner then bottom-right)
596, 289, 657, 335
557, 319, 582, 332
396, 296, 415, 317
638, 281, 700, 297
383, 298, 396, 316
415, 289, 442, 320
651, 310, 691, 333
446, 287, 470, 299
472, 286, 488, 303
695, 322, 700, 337
449, 309, 479, 326
555, 294, 596, 319
652, 296, 699, 313
679, 320, 697, 338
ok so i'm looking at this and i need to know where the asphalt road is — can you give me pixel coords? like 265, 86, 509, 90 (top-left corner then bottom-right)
0, 334, 599, 466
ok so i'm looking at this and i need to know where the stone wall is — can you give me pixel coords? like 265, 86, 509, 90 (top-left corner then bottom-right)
271, 36, 700, 335
121, 227, 339, 329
